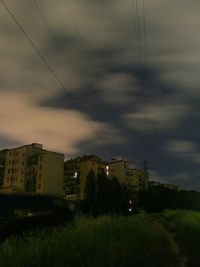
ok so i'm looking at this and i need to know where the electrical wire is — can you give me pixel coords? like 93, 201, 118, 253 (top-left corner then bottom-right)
0, 0, 101, 139
32, 0, 82, 87
63, 0, 95, 78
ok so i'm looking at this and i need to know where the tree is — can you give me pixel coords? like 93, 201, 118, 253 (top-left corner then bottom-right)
83, 170, 96, 214
109, 176, 124, 214
96, 171, 110, 215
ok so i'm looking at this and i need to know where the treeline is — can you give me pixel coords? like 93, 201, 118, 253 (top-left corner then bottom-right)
139, 184, 200, 213
82, 171, 200, 215
81, 170, 135, 216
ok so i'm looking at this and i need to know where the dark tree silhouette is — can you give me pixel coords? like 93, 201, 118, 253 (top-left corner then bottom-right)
83, 170, 96, 214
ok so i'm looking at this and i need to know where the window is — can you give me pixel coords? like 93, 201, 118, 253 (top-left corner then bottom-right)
38, 183, 41, 189
8, 169, 10, 174
9, 152, 12, 156
73, 172, 78, 178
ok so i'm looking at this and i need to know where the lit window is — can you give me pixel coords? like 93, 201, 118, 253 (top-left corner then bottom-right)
106, 171, 109, 176
128, 208, 132, 212
106, 165, 109, 170
74, 172, 78, 178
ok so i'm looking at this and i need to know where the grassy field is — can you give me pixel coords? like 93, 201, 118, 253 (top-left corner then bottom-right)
161, 210, 200, 267
0, 211, 199, 267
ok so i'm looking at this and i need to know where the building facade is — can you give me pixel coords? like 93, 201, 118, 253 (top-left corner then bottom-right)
64, 155, 148, 200
108, 159, 144, 192
64, 155, 107, 200
0, 143, 64, 196
0, 149, 7, 187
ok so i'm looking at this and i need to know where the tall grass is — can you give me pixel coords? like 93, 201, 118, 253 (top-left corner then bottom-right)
0, 215, 181, 267
162, 210, 200, 267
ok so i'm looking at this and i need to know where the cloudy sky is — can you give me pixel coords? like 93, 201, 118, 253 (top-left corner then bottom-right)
1, 0, 200, 190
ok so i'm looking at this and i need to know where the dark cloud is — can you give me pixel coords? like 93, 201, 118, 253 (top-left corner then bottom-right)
1, 0, 200, 190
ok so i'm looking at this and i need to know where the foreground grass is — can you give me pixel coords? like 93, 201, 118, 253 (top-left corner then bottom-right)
0, 214, 181, 267
162, 210, 200, 267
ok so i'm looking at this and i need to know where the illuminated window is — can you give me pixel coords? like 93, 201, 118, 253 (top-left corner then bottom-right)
74, 172, 78, 178
106, 171, 109, 176
106, 165, 109, 170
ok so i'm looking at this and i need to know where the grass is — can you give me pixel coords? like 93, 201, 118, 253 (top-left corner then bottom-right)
0, 214, 182, 267
162, 210, 200, 267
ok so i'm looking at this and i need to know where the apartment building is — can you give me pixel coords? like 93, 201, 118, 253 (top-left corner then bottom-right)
64, 155, 107, 200
0, 143, 64, 196
0, 149, 7, 187
64, 155, 148, 200
108, 159, 148, 192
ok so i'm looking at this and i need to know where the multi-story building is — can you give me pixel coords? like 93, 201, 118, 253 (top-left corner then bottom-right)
0, 149, 7, 187
64, 155, 107, 200
0, 143, 64, 196
64, 155, 148, 200
108, 158, 148, 192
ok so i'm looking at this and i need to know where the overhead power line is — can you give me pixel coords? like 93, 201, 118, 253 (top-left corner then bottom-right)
32, 0, 82, 87
132, 0, 151, 160
63, 0, 95, 78
0, 0, 100, 139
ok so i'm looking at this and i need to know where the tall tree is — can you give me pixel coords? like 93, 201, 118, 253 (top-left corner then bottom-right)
83, 170, 96, 214
96, 171, 109, 215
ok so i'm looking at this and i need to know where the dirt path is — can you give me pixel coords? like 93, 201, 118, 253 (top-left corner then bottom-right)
152, 215, 188, 267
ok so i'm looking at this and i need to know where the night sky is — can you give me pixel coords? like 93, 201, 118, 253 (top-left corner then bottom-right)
1, 0, 200, 191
